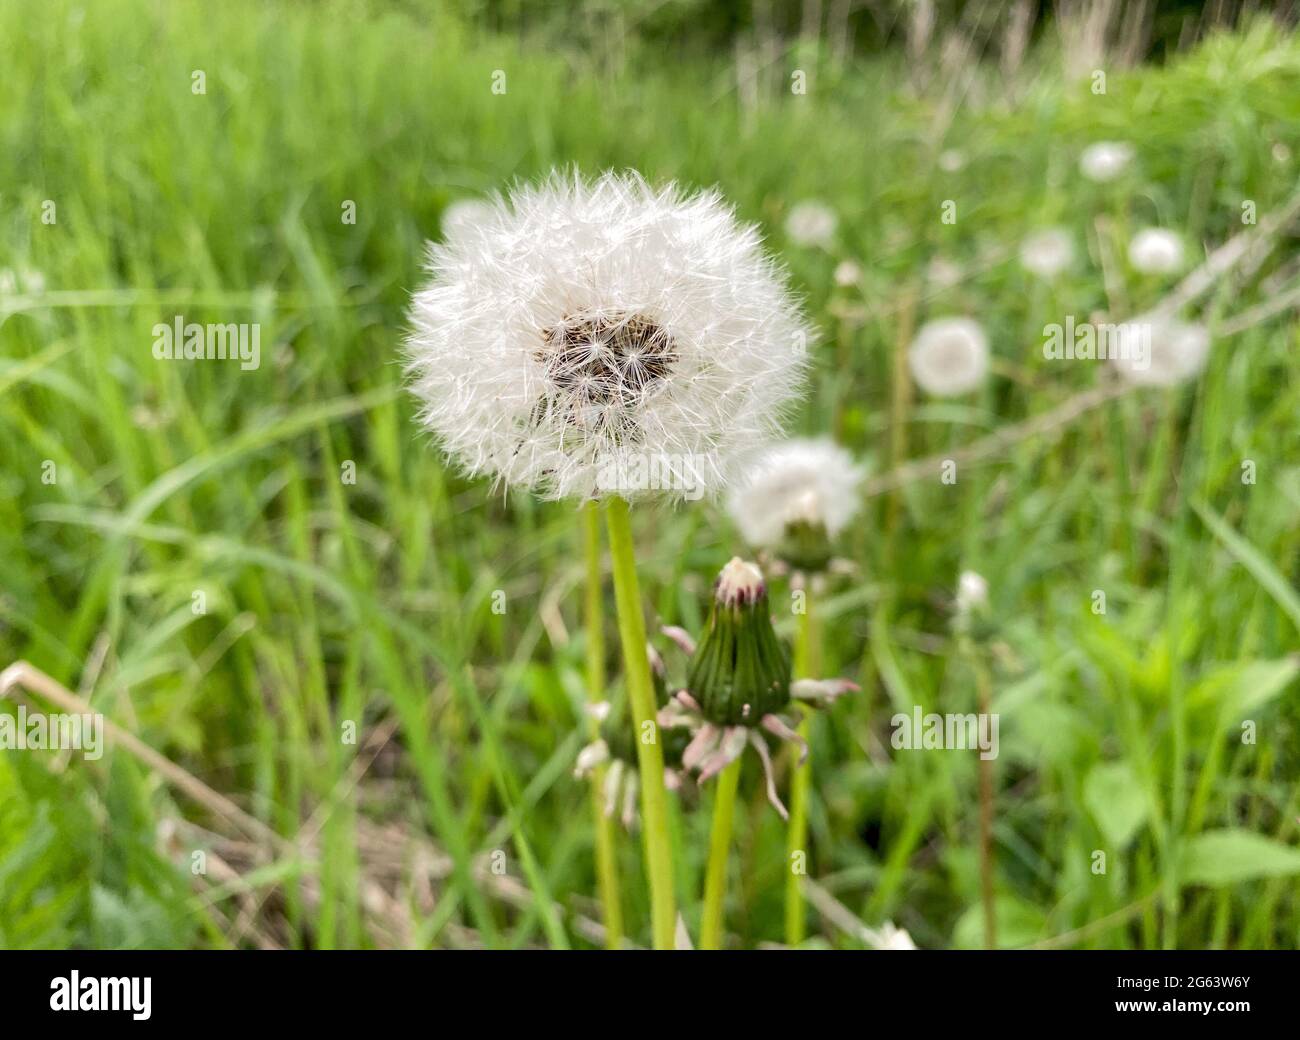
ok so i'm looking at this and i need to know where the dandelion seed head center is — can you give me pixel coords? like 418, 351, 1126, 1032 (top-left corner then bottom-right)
540, 312, 676, 408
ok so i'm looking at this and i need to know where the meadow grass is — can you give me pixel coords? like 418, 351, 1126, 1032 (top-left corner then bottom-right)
2, 0, 1299, 949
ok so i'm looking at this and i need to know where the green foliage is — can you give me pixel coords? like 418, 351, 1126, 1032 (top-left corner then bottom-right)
1, 0, 1299, 948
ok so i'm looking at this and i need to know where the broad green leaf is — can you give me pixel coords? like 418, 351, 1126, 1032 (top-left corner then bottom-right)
1189, 657, 1300, 724
953, 895, 1046, 949
1084, 762, 1150, 848
1179, 829, 1300, 887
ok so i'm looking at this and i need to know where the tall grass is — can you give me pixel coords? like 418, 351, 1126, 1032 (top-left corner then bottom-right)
2, 0, 1299, 948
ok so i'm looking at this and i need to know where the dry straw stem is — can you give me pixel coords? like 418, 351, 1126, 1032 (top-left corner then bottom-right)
2, 659, 617, 950
862, 185, 1300, 502
1, 659, 281, 850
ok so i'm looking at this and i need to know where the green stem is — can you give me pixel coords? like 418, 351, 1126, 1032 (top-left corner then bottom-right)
582, 500, 623, 950
886, 284, 917, 541
700, 758, 742, 949
785, 583, 821, 945
960, 631, 997, 949
604, 495, 676, 950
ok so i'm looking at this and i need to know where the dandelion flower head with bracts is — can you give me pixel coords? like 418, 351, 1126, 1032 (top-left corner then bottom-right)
657, 558, 858, 819
1110, 316, 1210, 387
727, 437, 864, 554
908, 317, 990, 397
405, 170, 812, 502
1128, 227, 1185, 274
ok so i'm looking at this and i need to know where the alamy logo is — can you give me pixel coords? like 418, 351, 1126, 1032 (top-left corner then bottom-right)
0, 706, 103, 760
891, 706, 999, 760
152, 314, 261, 370
50, 972, 151, 1020
1042, 315, 1149, 369
595, 450, 713, 501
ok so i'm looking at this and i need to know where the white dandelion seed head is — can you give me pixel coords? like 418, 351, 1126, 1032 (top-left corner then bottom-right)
1019, 228, 1074, 279
1128, 228, 1185, 275
405, 170, 812, 502
727, 437, 864, 549
1110, 317, 1210, 387
868, 922, 918, 950
908, 317, 990, 397
785, 200, 838, 248
938, 149, 965, 172
834, 259, 862, 287
440, 198, 495, 242
1079, 141, 1134, 182
956, 570, 989, 614
926, 256, 962, 289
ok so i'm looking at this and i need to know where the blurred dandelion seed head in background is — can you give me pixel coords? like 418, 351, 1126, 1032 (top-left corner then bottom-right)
956, 570, 990, 615
908, 317, 990, 397
834, 259, 862, 287
785, 200, 838, 248
1079, 141, 1135, 182
1110, 317, 1211, 387
727, 437, 864, 550
1128, 227, 1186, 274
1019, 228, 1075, 279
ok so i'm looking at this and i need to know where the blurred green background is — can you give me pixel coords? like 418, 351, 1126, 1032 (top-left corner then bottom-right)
2, 0, 1299, 949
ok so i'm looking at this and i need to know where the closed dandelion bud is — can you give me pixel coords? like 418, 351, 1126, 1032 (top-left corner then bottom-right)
657, 558, 859, 818
687, 558, 792, 726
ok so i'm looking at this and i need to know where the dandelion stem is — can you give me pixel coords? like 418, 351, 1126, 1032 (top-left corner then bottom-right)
886, 283, 918, 537
785, 583, 821, 945
963, 635, 997, 949
700, 758, 742, 950
604, 495, 676, 950
582, 500, 624, 949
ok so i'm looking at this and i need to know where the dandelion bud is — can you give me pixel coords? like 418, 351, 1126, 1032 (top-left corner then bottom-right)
689, 558, 790, 726
659, 557, 859, 818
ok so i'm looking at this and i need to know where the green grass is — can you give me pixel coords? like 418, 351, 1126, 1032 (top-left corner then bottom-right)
2, 0, 1299, 949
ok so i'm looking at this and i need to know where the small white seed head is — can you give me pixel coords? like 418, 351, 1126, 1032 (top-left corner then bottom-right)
908, 317, 990, 397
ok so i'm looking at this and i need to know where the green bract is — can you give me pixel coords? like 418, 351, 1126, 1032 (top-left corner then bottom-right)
686, 574, 792, 726
776, 517, 833, 574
